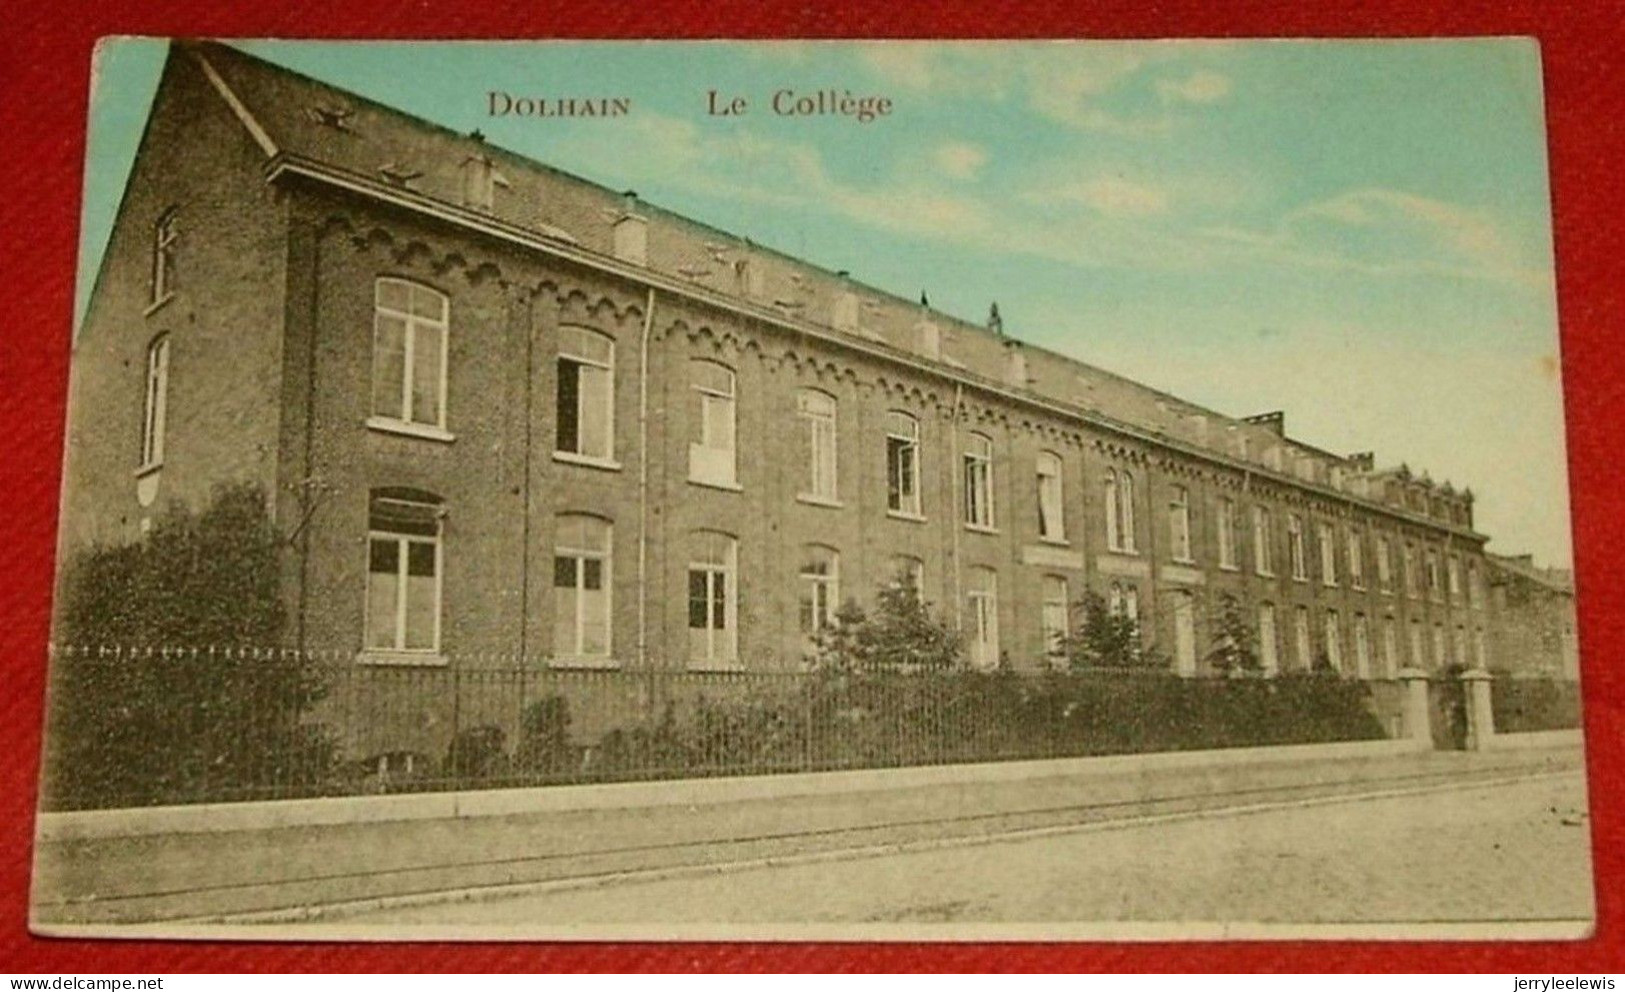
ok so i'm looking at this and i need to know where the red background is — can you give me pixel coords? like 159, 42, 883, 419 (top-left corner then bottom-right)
2, 0, 1620, 973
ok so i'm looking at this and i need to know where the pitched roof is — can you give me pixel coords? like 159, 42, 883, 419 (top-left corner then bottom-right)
185, 40, 1479, 527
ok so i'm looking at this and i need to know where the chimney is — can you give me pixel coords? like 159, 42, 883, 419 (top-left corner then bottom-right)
1004, 341, 1028, 387
612, 190, 648, 265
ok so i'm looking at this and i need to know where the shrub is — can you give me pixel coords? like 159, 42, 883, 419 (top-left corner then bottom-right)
515, 694, 578, 776
45, 483, 331, 809
444, 724, 510, 782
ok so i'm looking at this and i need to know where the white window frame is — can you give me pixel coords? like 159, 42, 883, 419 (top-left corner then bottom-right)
1447, 554, 1462, 600
688, 360, 738, 488
963, 432, 995, 530
371, 278, 450, 433
1294, 606, 1312, 671
555, 326, 616, 463
885, 411, 922, 517
1382, 616, 1400, 678
1036, 451, 1066, 543
364, 493, 444, 657
1253, 505, 1274, 576
966, 566, 999, 669
1258, 602, 1279, 676
1169, 485, 1193, 563
1041, 575, 1069, 660
1324, 610, 1343, 672
797, 389, 838, 502
1377, 535, 1393, 593
553, 514, 613, 662
798, 544, 840, 639
151, 208, 177, 306
139, 335, 170, 471
1288, 514, 1308, 581
1318, 521, 1337, 587
687, 530, 739, 668
1353, 613, 1372, 679
1217, 498, 1237, 570
1349, 529, 1366, 590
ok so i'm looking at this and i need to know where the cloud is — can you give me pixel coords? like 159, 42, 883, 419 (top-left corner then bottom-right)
1053, 175, 1171, 217
1203, 188, 1549, 289
1155, 70, 1232, 104
932, 141, 988, 181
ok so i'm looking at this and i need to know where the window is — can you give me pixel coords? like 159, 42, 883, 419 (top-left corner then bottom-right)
1169, 486, 1193, 562
889, 555, 925, 597
1105, 469, 1136, 552
372, 279, 449, 430
1324, 610, 1343, 672
1377, 535, 1392, 592
151, 208, 177, 305
1348, 530, 1365, 589
1036, 451, 1066, 542
1403, 542, 1419, 597
1217, 498, 1237, 570
794, 390, 838, 501
1288, 514, 1307, 580
365, 490, 443, 654
555, 327, 614, 460
1447, 555, 1462, 601
1382, 616, 1400, 677
1253, 505, 1274, 575
687, 531, 737, 667
553, 514, 612, 659
1409, 618, 1425, 669
798, 545, 840, 639
1258, 603, 1279, 675
1432, 623, 1447, 668
1426, 549, 1442, 601
1474, 627, 1488, 669
688, 360, 737, 486
1294, 606, 1312, 671
1041, 576, 1069, 660
1468, 560, 1483, 609
1319, 522, 1337, 586
966, 566, 999, 669
885, 412, 922, 516
963, 433, 994, 529
139, 335, 170, 469
1353, 614, 1372, 678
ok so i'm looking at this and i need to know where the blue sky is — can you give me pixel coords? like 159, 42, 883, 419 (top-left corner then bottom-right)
79, 38, 1570, 566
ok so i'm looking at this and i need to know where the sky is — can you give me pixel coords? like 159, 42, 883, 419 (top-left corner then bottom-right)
78, 38, 1572, 567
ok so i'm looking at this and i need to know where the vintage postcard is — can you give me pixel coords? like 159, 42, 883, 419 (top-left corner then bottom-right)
31, 37, 1588, 940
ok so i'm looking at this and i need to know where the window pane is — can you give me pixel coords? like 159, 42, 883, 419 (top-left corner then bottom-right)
554, 555, 576, 588
688, 570, 709, 628
372, 314, 407, 417
556, 359, 581, 453
579, 364, 611, 457
407, 540, 436, 577
410, 322, 443, 424
703, 395, 734, 450
886, 438, 904, 510
581, 584, 608, 655
409, 283, 446, 320
377, 279, 410, 313
692, 361, 733, 395
553, 582, 577, 655
582, 557, 603, 590
365, 540, 399, 650
712, 573, 727, 629
404, 569, 436, 649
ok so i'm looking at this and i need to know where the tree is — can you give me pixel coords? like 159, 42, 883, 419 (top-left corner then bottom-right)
1059, 590, 1163, 671
1207, 596, 1261, 676
46, 482, 330, 808
810, 573, 963, 672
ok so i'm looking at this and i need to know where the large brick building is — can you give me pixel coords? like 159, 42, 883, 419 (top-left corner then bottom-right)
62, 41, 1517, 682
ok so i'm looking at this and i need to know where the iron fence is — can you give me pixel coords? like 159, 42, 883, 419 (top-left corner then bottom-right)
40, 646, 1399, 810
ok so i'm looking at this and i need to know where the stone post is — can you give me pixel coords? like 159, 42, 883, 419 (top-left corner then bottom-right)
1461, 668, 1496, 751
1396, 666, 1432, 747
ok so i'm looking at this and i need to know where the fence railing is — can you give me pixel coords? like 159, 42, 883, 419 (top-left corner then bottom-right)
40, 646, 1401, 811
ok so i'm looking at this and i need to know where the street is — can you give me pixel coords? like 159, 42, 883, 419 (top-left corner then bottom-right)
333, 771, 1593, 930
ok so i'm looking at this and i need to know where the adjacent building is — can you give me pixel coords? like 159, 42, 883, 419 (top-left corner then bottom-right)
63, 41, 1524, 686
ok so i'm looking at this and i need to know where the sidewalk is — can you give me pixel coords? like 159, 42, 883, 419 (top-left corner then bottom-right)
31, 737, 1583, 928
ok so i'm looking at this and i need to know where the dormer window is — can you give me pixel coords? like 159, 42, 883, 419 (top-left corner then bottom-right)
151, 208, 178, 306
461, 155, 509, 211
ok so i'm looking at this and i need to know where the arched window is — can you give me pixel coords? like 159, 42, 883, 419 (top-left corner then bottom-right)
1041, 575, 1069, 660
1217, 497, 1237, 570
1118, 471, 1137, 552
688, 360, 737, 487
372, 278, 449, 430
962, 432, 994, 528
556, 327, 615, 460
798, 544, 840, 639
1036, 451, 1065, 542
966, 566, 999, 669
1382, 615, 1400, 678
1353, 613, 1371, 678
1377, 535, 1393, 591
1253, 505, 1274, 576
1288, 514, 1307, 580
1104, 470, 1121, 551
1293, 606, 1312, 671
553, 514, 612, 660
140, 335, 170, 470
151, 207, 178, 305
1318, 521, 1337, 586
797, 389, 838, 501
885, 411, 922, 516
1168, 485, 1192, 562
1324, 609, 1343, 671
365, 488, 444, 654
1257, 602, 1279, 675
1348, 529, 1366, 589
688, 530, 738, 667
